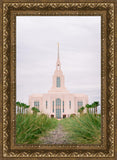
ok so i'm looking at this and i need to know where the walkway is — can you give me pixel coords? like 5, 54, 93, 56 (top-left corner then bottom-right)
39, 123, 72, 144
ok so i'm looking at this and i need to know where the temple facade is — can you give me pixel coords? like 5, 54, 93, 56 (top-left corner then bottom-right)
29, 44, 88, 119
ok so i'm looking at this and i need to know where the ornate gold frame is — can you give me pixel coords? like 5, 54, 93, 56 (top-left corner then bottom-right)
0, 0, 116, 159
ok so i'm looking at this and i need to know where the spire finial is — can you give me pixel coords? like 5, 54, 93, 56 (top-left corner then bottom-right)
58, 42, 59, 59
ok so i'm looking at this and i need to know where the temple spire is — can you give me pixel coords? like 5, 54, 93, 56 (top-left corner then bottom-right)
58, 42, 59, 59
56, 43, 61, 70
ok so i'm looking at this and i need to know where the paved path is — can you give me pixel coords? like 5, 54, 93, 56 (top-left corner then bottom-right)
39, 123, 72, 144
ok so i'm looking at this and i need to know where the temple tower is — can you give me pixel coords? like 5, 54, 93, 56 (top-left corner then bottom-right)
48, 43, 69, 93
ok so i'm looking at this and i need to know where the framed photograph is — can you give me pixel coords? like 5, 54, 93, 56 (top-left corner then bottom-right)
0, 0, 117, 159
16, 16, 101, 145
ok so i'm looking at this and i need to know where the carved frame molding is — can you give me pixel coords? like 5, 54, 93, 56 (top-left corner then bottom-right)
1, 1, 115, 159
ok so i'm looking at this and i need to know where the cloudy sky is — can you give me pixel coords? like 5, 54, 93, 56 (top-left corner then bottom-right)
16, 16, 101, 111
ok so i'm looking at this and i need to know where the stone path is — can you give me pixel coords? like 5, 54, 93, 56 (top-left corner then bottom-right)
39, 123, 72, 144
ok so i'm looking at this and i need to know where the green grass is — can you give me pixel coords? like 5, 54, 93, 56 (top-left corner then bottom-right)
16, 113, 58, 144
60, 113, 101, 144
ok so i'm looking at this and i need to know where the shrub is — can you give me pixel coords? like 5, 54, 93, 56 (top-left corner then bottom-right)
61, 113, 101, 144
16, 113, 58, 144
70, 114, 76, 118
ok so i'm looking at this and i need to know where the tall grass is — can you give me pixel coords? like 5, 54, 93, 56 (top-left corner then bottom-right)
16, 113, 58, 144
60, 114, 101, 144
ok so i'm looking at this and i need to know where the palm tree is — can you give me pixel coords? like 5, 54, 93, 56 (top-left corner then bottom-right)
91, 102, 99, 115
86, 104, 92, 114
94, 101, 99, 116
16, 101, 20, 114
23, 103, 27, 114
25, 105, 30, 114
90, 104, 93, 114
20, 103, 25, 114
78, 106, 85, 116
16, 101, 22, 114
92, 103, 96, 114
86, 104, 90, 113
31, 107, 40, 115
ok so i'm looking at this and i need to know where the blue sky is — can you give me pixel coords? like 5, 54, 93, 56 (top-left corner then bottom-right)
16, 16, 101, 112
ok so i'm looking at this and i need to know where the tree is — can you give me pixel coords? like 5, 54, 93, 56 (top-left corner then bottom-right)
94, 101, 99, 116
16, 101, 22, 114
25, 105, 30, 114
31, 107, 40, 115
78, 106, 85, 116
86, 104, 90, 113
91, 102, 95, 114
16, 102, 30, 114
16, 101, 21, 114
21, 103, 25, 114
91, 102, 99, 116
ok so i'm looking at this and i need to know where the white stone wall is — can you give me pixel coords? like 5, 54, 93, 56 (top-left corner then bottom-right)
29, 93, 88, 118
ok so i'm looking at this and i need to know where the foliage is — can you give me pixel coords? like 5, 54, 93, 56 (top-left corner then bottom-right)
78, 106, 85, 114
60, 113, 101, 144
31, 107, 40, 115
70, 114, 76, 118
85, 104, 91, 113
16, 101, 30, 114
91, 101, 99, 115
16, 113, 58, 144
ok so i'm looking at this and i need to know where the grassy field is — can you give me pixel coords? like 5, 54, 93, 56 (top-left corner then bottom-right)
16, 113, 58, 144
60, 114, 101, 144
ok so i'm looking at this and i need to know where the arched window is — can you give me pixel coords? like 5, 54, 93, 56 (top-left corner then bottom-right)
46, 101, 48, 109
52, 101, 54, 112
56, 98, 61, 106
34, 101, 39, 109
69, 101, 71, 109
63, 101, 64, 112
56, 77, 61, 88
77, 101, 83, 111
34, 101, 39, 107
63, 106, 64, 113
77, 101, 83, 107
56, 99, 61, 119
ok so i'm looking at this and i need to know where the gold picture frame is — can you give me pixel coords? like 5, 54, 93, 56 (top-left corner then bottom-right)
0, 0, 117, 159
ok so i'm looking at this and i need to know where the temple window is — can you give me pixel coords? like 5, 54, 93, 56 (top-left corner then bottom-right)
77, 101, 83, 107
34, 101, 39, 106
56, 98, 61, 106
46, 101, 48, 109
34, 101, 39, 109
63, 106, 64, 113
53, 106, 54, 113
56, 77, 61, 88
52, 101, 54, 112
63, 101, 64, 107
69, 101, 71, 109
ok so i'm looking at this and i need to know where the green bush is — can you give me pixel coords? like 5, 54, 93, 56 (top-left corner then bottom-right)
70, 114, 76, 118
16, 113, 58, 144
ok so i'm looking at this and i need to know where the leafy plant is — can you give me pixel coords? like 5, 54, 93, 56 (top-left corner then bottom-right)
31, 107, 40, 115
78, 106, 85, 115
